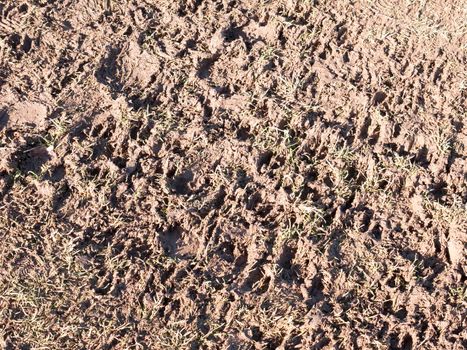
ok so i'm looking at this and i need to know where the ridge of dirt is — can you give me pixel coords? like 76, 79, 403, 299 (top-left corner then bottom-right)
0, 1, 466, 349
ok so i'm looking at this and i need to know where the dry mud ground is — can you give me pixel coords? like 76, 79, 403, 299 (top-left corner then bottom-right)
0, 0, 466, 349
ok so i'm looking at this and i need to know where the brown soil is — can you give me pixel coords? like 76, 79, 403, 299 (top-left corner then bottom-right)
0, 1, 466, 349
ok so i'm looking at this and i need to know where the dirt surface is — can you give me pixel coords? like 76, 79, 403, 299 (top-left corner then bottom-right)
0, 1, 466, 349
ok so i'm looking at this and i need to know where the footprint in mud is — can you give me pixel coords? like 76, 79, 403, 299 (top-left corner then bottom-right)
0, 109, 8, 130
17, 145, 54, 176
7, 101, 48, 129
159, 226, 183, 257
197, 54, 220, 79
7, 32, 32, 57
96, 42, 160, 99
168, 169, 194, 195
372, 91, 387, 106
158, 225, 199, 258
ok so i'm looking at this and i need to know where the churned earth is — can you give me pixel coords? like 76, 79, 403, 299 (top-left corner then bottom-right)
0, 0, 466, 349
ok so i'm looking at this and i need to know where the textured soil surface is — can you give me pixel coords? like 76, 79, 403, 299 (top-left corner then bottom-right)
0, 1, 466, 349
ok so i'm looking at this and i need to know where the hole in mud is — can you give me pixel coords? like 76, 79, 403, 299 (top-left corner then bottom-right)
44, 165, 66, 183
170, 299, 180, 313
343, 51, 350, 63
217, 241, 235, 263
336, 25, 347, 45
386, 275, 397, 288
19, 3, 28, 12
223, 26, 245, 43
52, 182, 70, 212
90, 124, 104, 137
112, 156, 126, 169
388, 333, 399, 349
372, 91, 387, 106
305, 275, 325, 308
415, 146, 429, 167
278, 28, 287, 47
346, 165, 359, 182
22, 35, 32, 53
62, 20, 72, 30
383, 80, 393, 89
197, 54, 220, 79
393, 123, 401, 138
433, 238, 441, 254
323, 175, 333, 188
60, 74, 75, 90
236, 126, 251, 141
187, 287, 197, 300
368, 126, 380, 145
358, 209, 372, 232
257, 204, 273, 218
359, 116, 371, 140
382, 300, 392, 315
305, 168, 318, 182
127, 244, 150, 260
395, 307, 408, 320
169, 169, 194, 195
377, 322, 389, 339
321, 301, 333, 314
234, 251, 247, 270
173, 265, 190, 282
93, 274, 113, 295
246, 326, 262, 341
203, 103, 213, 120
246, 191, 261, 210
0, 109, 8, 131
430, 181, 447, 200
157, 296, 171, 318
370, 224, 382, 240
263, 59, 276, 71
298, 186, 313, 201
8, 33, 21, 50
129, 125, 139, 139
400, 334, 413, 350
384, 143, 398, 152
256, 275, 270, 294
18, 146, 53, 175
256, 150, 273, 172
80, 300, 91, 311
159, 226, 183, 256
243, 265, 263, 291
185, 39, 196, 49
285, 333, 302, 349
235, 169, 250, 188
123, 25, 133, 36
277, 245, 296, 270
160, 264, 176, 285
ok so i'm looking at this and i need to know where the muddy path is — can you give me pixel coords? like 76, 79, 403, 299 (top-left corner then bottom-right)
0, 1, 466, 349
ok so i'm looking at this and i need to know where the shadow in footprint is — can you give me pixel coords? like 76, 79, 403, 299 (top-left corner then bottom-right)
169, 169, 194, 195
0, 108, 8, 130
